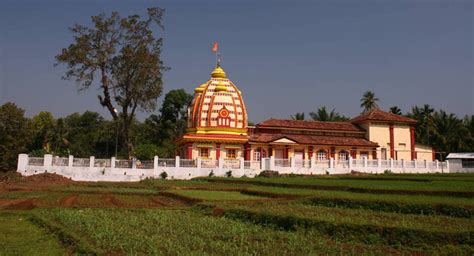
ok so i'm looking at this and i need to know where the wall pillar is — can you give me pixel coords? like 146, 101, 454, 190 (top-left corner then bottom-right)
244, 143, 251, 161
329, 158, 334, 169
239, 157, 244, 170
216, 143, 221, 160
389, 124, 395, 159
68, 155, 74, 167
17, 154, 28, 171
111, 157, 116, 169
308, 146, 314, 159
348, 156, 353, 169
44, 154, 53, 171
175, 156, 180, 168
89, 156, 95, 168
154, 156, 158, 170
186, 143, 193, 159
410, 126, 416, 160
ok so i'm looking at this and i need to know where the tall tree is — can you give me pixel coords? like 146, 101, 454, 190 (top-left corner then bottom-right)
389, 106, 402, 115
56, 7, 167, 156
309, 106, 348, 121
360, 91, 379, 112
0, 103, 32, 172
431, 110, 469, 153
291, 112, 305, 120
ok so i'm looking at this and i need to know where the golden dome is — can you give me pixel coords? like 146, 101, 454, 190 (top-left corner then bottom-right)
214, 81, 227, 92
194, 83, 207, 93
211, 66, 227, 78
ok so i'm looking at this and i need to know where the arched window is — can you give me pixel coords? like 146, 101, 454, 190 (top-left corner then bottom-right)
317, 150, 327, 161
338, 150, 348, 161
217, 107, 231, 127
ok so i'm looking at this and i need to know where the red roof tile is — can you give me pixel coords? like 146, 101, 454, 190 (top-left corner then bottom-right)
249, 133, 378, 147
350, 109, 417, 124
256, 119, 364, 132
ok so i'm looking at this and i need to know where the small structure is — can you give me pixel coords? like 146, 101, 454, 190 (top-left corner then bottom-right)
446, 153, 474, 173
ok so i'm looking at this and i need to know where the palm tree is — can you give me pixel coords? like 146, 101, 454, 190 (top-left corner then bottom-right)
309, 106, 348, 121
389, 106, 402, 115
291, 112, 305, 120
360, 91, 379, 112
431, 110, 469, 153
407, 104, 434, 145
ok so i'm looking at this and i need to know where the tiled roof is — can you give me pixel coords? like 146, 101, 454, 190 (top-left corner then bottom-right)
256, 119, 364, 132
350, 109, 417, 124
249, 133, 378, 147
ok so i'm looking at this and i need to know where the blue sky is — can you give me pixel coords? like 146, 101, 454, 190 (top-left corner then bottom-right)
0, 0, 472, 122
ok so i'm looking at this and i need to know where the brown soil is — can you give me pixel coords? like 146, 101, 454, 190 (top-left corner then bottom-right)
22, 173, 74, 185
59, 195, 78, 207
3, 199, 37, 210
101, 194, 125, 207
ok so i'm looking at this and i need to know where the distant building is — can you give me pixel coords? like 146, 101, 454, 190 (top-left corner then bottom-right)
446, 153, 474, 173
176, 64, 434, 162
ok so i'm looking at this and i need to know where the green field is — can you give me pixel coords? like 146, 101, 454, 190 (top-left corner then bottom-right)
0, 173, 473, 255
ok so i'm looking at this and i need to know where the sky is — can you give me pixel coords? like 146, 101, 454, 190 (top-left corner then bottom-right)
0, 0, 472, 123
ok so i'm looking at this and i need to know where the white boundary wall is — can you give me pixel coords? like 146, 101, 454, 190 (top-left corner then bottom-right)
17, 154, 450, 182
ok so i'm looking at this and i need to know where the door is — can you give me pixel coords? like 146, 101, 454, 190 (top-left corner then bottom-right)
274, 149, 284, 159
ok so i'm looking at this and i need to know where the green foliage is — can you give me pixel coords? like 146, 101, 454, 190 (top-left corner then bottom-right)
290, 112, 305, 120
0, 102, 32, 171
159, 171, 168, 179
133, 144, 161, 160
55, 7, 167, 156
389, 106, 402, 115
225, 170, 232, 178
360, 91, 379, 112
309, 106, 348, 121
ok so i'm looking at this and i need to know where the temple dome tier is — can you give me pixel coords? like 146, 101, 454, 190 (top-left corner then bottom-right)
187, 65, 248, 136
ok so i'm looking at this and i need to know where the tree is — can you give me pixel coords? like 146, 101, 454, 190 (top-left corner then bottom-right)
309, 106, 348, 121
431, 110, 469, 153
408, 104, 434, 145
56, 7, 167, 156
30, 111, 56, 153
0, 103, 32, 172
389, 106, 402, 115
291, 112, 305, 120
360, 91, 379, 112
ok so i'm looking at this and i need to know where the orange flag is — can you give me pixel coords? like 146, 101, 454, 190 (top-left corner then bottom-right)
212, 42, 219, 53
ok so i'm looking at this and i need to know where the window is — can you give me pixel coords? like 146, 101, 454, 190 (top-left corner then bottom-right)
226, 149, 236, 159
253, 148, 267, 161
199, 148, 209, 158
317, 150, 327, 161
338, 150, 348, 161
360, 151, 369, 159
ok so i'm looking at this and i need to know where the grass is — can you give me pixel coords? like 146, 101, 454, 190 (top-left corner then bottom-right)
1, 173, 474, 255
0, 211, 65, 255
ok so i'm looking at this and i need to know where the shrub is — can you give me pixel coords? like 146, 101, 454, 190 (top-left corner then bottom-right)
225, 170, 232, 178
257, 170, 279, 178
208, 170, 214, 177
384, 169, 392, 174
160, 171, 168, 180
133, 144, 163, 160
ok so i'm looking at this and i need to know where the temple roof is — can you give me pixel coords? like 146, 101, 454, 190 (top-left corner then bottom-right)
256, 119, 364, 132
350, 108, 417, 124
249, 133, 378, 147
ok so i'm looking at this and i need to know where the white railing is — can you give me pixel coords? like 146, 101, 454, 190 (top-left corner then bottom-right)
275, 159, 290, 167
28, 157, 44, 166
115, 159, 132, 168
315, 160, 330, 167
180, 159, 197, 168
244, 160, 261, 169
393, 160, 402, 168
417, 161, 426, 168
94, 159, 111, 167
201, 159, 218, 168
52, 157, 68, 166
223, 159, 240, 169
367, 160, 378, 167
157, 158, 175, 167
73, 158, 90, 167
405, 161, 415, 168
136, 160, 154, 169
381, 160, 390, 167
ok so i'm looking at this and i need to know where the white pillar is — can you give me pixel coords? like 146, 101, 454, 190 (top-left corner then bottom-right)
377, 158, 381, 168
270, 156, 275, 170
446, 160, 450, 172
390, 158, 394, 169
17, 154, 28, 171
239, 157, 244, 170
290, 157, 295, 168
348, 156, 353, 169
68, 155, 74, 167
132, 158, 137, 170
175, 156, 180, 168
111, 157, 116, 169
218, 157, 223, 169
424, 160, 428, 169
363, 156, 368, 168
329, 158, 334, 169
44, 154, 53, 170
154, 156, 158, 170
197, 157, 202, 168
310, 157, 316, 168
435, 160, 439, 169
414, 159, 418, 168
89, 156, 95, 168
401, 159, 405, 168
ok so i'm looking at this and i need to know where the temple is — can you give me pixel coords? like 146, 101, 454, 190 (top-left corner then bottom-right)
176, 64, 434, 162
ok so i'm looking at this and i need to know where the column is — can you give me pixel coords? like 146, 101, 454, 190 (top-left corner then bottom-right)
215, 143, 221, 160
17, 154, 28, 171
89, 156, 95, 168
348, 156, 353, 169
389, 124, 395, 159
245, 143, 251, 161
68, 155, 74, 167
410, 126, 416, 160
175, 156, 180, 168
186, 143, 193, 159
308, 146, 314, 159
154, 156, 159, 170
44, 154, 53, 170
